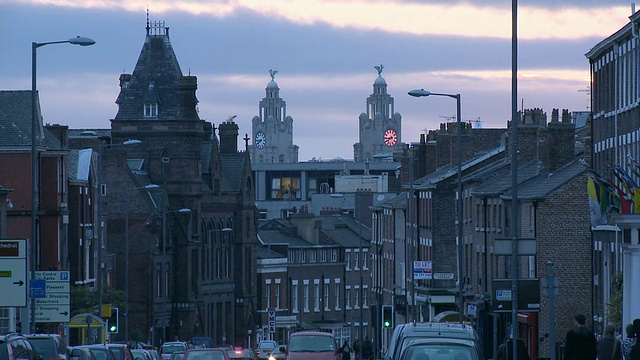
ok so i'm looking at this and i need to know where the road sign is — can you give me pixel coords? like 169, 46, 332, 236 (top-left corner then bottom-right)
0, 239, 27, 307
413, 261, 432, 280
30, 279, 46, 298
267, 308, 276, 333
35, 271, 70, 323
492, 279, 540, 312
495, 289, 512, 301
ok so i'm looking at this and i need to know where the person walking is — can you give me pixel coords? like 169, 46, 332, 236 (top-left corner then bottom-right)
339, 340, 352, 360
629, 319, 640, 360
361, 337, 373, 360
622, 323, 637, 360
564, 314, 597, 360
496, 337, 530, 360
597, 325, 622, 360
352, 339, 360, 360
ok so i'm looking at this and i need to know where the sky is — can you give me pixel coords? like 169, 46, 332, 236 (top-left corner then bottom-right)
0, 0, 634, 161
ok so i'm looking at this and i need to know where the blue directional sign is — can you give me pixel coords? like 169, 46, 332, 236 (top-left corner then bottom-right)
30, 279, 46, 298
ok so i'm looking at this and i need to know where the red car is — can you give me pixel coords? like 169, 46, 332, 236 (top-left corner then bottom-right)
184, 348, 230, 360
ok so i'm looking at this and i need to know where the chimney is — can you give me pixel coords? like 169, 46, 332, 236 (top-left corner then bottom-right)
540, 109, 575, 173
178, 76, 199, 119
218, 119, 239, 154
290, 212, 319, 244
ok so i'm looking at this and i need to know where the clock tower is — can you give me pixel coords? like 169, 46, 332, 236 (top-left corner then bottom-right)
353, 65, 402, 162
250, 69, 299, 164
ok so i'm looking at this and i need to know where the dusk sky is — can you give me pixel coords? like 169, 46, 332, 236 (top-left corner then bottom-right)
0, 0, 633, 161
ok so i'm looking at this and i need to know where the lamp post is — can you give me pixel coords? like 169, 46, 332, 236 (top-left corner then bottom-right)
408, 89, 464, 324
30, 35, 95, 333
125, 184, 158, 341
97, 138, 141, 335
161, 207, 191, 343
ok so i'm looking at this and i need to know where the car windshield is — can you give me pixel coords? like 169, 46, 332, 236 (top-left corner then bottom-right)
184, 350, 225, 360
87, 349, 110, 360
162, 346, 184, 355
288, 336, 334, 353
28, 339, 57, 357
258, 342, 275, 350
401, 344, 478, 360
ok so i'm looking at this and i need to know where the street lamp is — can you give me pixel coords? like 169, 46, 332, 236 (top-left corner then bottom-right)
125, 184, 159, 340
97, 138, 141, 333
162, 207, 191, 343
408, 89, 464, 324
30, 35, 95, 333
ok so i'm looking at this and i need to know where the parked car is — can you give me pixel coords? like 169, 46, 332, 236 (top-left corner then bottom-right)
190, 338, 213, 349
105, 344, 134, 360
0, 333, 41, 360
26, 334, 68, 360
130, 349, 153, 360
160, 343, 188, 360
226, 348, 254, 360
286, 332, 337, 360
141, 347, 160, 360
383, 322, 483, 360
184, 348, 229, 360
74, 345, 117, 360
269, 346, 285, 360
167, 352, 185, 360
69, 347, 97, 360
254, 341, 277, 360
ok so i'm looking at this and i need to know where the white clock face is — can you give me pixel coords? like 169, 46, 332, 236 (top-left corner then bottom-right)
255, 131, 266, 149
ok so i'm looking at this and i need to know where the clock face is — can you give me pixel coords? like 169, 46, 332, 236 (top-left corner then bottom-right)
255, 132, 266, 149
384, 128, 398, 147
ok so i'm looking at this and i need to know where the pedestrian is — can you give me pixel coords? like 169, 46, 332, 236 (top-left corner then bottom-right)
339, 340, 352, 360
597, 325, 621, 360
353, 339, 360, 360
622, 323, 637, 360
361, 337, 373, 360
629, 319, 640, 360
564, 314, 597, 360
496, 337, 530, 360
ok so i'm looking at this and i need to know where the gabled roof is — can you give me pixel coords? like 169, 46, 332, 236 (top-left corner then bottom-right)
501, 159, 585, 201
114, 26, 199, 121
0, 90, 64, 150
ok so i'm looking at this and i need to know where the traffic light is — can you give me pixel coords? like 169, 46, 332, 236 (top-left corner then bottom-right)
382, 305, 393, 328
109, 307, 119, 333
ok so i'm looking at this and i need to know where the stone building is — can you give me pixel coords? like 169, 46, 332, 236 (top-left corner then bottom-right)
97, 20, 257, 346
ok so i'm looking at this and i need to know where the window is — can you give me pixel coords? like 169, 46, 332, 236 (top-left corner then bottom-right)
265, 282, 271, 308
310, 251, 317, 263
303, 283, 310, 312
354, 251, 360, 270
345, 286, 351, 309
363, 249, 368, 269
300, 250, 306, 263
269, 173, 301, 200
324, 282, 330, 311
314, 282, 320, 311
320, 250, 327, 262
275, 282, 281, 309
334, 282, 341, 310
289, 251, 295, 263
292, 282, 299, 313
354, 285, 360, 309
331, 250, 338, 262
144, 103, 158, 117
346, 251, 351, 270
363, 285, 368, 308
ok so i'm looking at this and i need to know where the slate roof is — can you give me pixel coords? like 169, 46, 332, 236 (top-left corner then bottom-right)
219, 153, 247, 193
0, 90, 64, 150
471, 161, 540, 197
114, 28, 199, 121
501, 159, 585, 200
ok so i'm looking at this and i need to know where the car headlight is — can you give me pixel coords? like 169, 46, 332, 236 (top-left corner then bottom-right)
268, 355, 276, 360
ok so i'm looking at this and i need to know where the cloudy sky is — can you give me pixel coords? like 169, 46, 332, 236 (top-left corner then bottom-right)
0, 0, 633, 161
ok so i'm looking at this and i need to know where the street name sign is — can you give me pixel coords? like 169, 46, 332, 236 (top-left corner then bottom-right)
0, 239, 27, 307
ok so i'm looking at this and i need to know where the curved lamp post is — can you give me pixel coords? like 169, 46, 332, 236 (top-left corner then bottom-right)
30, 36, 95, 333
408, 89, 464, 324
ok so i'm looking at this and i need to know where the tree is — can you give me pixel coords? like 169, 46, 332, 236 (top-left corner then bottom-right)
71, 285, 125, 316
605, 272, 623, 328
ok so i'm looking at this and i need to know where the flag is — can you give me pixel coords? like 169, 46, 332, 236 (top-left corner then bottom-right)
587, 176, 607, 226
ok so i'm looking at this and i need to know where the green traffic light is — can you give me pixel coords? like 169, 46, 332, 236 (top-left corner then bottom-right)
383, 321, 390, 327
109, 325, 117, 332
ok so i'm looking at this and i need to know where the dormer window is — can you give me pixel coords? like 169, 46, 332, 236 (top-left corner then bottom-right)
144, 103, 158, 117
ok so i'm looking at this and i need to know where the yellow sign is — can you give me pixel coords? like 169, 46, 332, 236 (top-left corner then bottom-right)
101, 304, 112, 318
